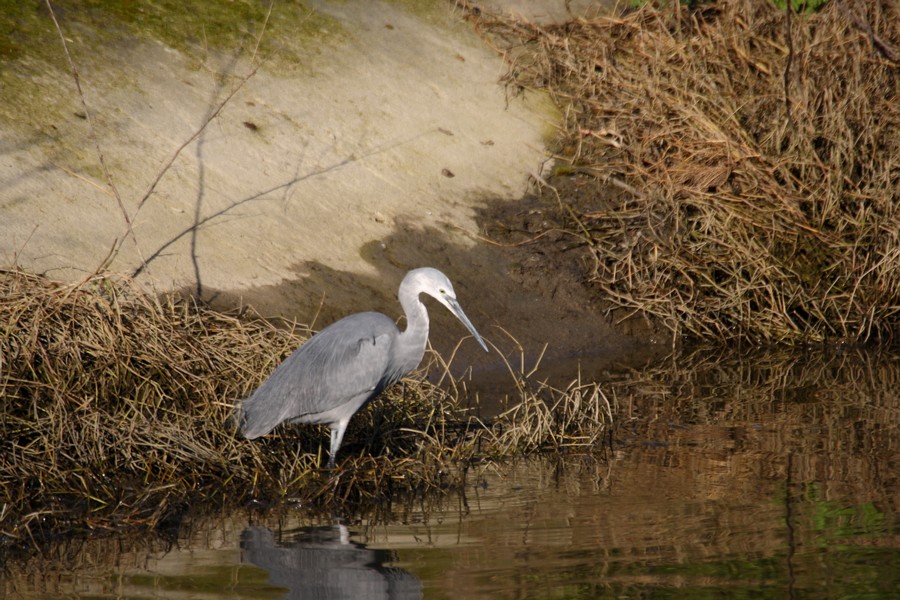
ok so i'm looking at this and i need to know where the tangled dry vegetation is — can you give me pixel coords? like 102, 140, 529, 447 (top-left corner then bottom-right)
469, 0, 899, 344
0, 268, 611, 554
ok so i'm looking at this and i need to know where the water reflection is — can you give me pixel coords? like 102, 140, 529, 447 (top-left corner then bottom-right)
1, 348, 898, 599
240, 524, 422, 600
375, 347, 900, 597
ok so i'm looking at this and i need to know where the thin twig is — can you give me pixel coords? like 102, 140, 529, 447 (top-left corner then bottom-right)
43, 0, 141, 265
783, 0, 795, 130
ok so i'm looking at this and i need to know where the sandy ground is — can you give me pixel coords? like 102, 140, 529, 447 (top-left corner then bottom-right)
0, 0, 661, 387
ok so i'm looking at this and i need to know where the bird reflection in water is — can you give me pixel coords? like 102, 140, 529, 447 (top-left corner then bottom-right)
240, 525, 422, 599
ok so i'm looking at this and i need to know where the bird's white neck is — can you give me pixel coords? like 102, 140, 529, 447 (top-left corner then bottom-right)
398, 285, 429, 366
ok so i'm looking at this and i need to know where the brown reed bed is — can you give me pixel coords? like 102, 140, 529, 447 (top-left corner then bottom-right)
0, 268, 611, 556
466, 0, 899, 345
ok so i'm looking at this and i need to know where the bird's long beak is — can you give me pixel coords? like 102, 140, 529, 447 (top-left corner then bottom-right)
445, 297, 489, 352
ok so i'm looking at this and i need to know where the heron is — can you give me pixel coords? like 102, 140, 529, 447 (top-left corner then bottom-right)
237, 267, 488, 468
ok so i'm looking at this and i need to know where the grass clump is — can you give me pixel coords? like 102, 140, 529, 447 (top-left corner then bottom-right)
0, 269, 612, 554
0, 269, 287, 541
467, 0, 899, 345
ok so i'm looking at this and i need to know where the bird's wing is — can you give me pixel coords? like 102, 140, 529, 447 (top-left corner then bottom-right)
239, 312, 397, 438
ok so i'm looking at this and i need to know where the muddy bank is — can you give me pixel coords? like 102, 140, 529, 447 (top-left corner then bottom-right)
1, 0, 658, 382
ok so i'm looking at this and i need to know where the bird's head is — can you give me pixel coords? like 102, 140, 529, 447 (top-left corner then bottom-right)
404, 267, 489, 352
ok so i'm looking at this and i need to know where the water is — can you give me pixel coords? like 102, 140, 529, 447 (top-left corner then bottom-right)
2, 348, 898, 598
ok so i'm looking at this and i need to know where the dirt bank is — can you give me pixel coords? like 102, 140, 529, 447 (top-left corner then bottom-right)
1, 0, 653, 384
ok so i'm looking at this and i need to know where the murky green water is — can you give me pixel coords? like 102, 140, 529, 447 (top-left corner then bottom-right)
2, 348, 898, 598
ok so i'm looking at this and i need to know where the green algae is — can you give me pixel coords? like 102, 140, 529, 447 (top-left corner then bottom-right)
0, 0, 343, 137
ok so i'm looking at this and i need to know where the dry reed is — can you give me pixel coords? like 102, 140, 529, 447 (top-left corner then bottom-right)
0, 268, 611, 554
468, 0, 899, 344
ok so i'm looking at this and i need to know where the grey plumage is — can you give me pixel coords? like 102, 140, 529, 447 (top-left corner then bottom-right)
238, 267, 488, 467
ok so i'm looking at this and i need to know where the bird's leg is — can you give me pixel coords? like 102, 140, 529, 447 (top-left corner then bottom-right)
328, 420, 350, 469
327, 428, 337, 469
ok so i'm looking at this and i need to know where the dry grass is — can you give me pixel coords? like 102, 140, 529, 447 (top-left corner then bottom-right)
0, 268, 611, 555
489, 374, 614, 455
468, 0, 900, 344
